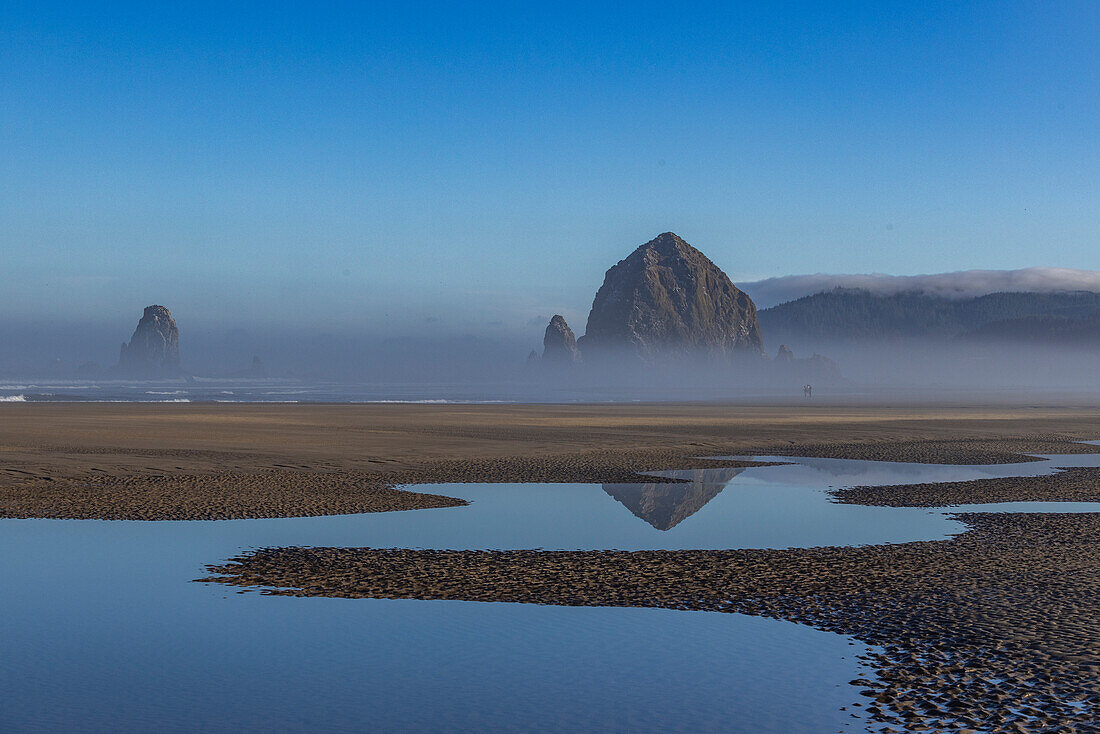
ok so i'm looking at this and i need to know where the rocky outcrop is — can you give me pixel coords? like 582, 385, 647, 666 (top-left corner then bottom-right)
800, 352, 842, 382
581, 232, 764, 362
542, 315, 580, 365
117, 305, 180, 376
770, 345, 843, 387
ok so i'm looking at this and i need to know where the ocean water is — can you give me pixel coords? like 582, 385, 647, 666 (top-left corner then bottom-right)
0, 378, 912, 404
4, 378, 1098, 405
0, 377, 762, 404
4, 452, 1100, 732
0, 378, 521, 403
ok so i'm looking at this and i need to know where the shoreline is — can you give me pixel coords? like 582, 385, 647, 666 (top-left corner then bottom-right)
3, 402, 1100, 520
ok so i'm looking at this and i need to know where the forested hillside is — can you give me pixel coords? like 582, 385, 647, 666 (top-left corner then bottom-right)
759, 289, 1100, 343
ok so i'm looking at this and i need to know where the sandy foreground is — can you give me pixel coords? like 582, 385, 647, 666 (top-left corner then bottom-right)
3, 401, 1100, 519
6, 401, 1100, 731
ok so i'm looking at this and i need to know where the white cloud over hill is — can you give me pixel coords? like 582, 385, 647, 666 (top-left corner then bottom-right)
739, 268, 1100, 308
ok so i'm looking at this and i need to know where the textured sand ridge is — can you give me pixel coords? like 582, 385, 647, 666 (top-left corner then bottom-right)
836, 465, 1100, 507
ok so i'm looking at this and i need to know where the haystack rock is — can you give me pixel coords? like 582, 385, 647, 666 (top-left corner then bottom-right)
117, 305, 180, 376
542, 315, 580, 365
776, 344, 795, 362
580, 232, 764, 362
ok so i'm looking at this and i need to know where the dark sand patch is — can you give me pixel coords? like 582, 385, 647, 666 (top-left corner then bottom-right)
836, 466, 1100, 507
0, 470, 467, 520
759, 437, 1100, 465
202, 513, 1100, 733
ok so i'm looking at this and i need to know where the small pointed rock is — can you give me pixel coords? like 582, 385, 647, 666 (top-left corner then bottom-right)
542, 315, 580, 365
117, 305, 181, 376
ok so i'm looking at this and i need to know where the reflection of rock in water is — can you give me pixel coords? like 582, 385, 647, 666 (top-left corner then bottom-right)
603, 468, 745, 530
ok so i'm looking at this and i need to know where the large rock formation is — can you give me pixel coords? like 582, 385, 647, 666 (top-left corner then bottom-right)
580, 232, 764, 362
117, 305, 180, 376
542, 315, 580, 365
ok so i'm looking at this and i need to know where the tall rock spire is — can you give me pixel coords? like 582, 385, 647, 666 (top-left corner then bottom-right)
117, 305, 181, 376
542, 315, 581, 365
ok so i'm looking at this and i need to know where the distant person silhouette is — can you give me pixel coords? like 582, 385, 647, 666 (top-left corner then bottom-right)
803, 384, 813, 398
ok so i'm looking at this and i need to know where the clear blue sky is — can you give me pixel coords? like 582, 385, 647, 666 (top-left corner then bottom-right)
2, 1, 1098, 334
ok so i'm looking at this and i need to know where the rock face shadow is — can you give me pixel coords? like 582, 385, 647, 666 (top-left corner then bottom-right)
602, 468, 746, 530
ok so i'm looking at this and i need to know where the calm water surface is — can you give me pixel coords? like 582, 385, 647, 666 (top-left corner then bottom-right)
4, 451, 1100, 732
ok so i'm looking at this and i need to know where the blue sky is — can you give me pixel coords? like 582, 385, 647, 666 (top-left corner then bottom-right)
2, 1, 1098, 335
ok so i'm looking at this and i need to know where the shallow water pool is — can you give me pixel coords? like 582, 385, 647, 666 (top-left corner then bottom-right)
0, 514, 869, 733
197, 451, 1100, 552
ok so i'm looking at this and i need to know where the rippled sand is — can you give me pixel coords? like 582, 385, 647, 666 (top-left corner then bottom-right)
3, 402, 1100, 519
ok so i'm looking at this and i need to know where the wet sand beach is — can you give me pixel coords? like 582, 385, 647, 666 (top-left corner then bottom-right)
6, 402, 1100, 730
3, 402, 1100, 519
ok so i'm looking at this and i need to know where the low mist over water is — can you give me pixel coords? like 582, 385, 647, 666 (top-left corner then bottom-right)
4, 319, 1100, 403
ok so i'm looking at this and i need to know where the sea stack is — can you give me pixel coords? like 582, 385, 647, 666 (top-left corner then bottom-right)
542, 315, 581, 365
117, 305, 181, 377
580, 232, 764, 362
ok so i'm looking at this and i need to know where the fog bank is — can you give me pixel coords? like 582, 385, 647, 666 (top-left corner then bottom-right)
3, 320, 1100, 403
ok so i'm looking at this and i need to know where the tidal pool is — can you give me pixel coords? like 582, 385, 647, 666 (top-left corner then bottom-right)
0, 516, 868, 733
4, 450, 1100, 732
